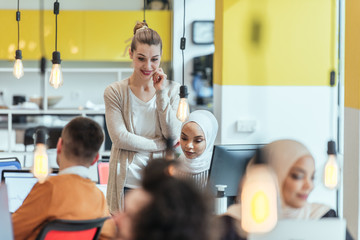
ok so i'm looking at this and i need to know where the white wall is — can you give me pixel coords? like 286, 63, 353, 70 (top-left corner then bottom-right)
172, 0, 215, 105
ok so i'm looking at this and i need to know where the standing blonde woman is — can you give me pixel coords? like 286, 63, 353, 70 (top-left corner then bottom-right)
104, 21, 181, 213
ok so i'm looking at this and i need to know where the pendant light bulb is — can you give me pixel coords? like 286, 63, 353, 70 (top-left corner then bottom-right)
49, 51, 63, 89
176, 85, 190, 122
13, 50, 24, 79
13, 59, 24, 79
241, 164, 278, 233
324, 140, 339, 189
32, 129, 50, 183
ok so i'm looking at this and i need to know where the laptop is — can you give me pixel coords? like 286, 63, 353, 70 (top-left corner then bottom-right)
248, 219, 346, 240
1, 169, 58, 213
0, 184, 14, 240
1, 169, 106, 212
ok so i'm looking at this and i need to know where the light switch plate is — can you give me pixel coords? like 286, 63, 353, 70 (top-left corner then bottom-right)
237, 120, 257, 133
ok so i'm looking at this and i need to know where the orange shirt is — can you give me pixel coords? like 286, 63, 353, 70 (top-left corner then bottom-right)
12, 174, 116, 240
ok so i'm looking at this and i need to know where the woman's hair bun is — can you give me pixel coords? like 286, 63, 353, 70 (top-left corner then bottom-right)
133, 21, 149, 35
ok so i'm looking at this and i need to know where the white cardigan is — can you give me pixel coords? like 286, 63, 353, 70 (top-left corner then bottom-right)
104, 78, 181, 213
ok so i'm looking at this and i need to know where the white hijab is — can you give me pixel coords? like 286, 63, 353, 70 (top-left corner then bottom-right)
178, 110, 218, 174
264, 139, 331, 220
225, 139, 331, 231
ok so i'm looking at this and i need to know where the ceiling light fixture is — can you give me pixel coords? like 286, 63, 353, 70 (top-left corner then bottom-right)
323, 1, 340, 190
49, 0, 63, 89
324, 71, 340, 190
324, 140, 339, 189
241, 148, 278, 233
176, 0, 190, 122
32, 128, 50, 183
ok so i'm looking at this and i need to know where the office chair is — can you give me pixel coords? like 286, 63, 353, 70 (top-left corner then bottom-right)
0, 157, 21, 179
35, 217, 109, 240
97, 159, 109, 185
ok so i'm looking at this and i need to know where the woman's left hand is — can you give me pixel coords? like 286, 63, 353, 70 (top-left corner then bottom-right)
152, 68, 167, 91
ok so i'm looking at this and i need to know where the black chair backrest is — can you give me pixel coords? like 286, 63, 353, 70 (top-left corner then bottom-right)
36, 217, 109, 240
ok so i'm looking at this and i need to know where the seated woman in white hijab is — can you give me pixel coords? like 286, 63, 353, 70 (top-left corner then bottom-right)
175, 110, 218, 189
220, 139, 353, 240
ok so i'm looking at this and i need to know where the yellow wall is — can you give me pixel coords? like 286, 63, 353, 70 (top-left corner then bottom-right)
0, 10, 171, 62
214, 0, 337, 86
345, 0, 360, 109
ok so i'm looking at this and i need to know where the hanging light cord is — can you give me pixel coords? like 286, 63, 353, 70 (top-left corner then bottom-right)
143, 0, 146, 22
54, 0, 59, 52
182, 0, 185, 39
39, 0, 46, 56
55, 12, 57, 51
329, 0, 336, 141
39, 0, 47, 75
329, 71, 336, 140
180, 0, 186, 86
16, 0, 20, 50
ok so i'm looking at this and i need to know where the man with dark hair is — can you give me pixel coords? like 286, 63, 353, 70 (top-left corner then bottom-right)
12, 117, 115, 240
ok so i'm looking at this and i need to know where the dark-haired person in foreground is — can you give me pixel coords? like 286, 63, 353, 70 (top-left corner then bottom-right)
114, 159, 217, 240
12, 117, 116, 240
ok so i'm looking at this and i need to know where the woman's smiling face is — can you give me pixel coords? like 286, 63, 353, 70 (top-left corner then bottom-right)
129, 43, 161, 81
282, 156, 315, 208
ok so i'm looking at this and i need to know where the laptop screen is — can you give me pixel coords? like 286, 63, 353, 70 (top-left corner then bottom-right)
1, 170, 58, 213
248, 219, 346, 240
0, 184, 14, 240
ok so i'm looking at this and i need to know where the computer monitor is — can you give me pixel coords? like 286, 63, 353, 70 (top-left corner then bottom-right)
207, 144, 262, 204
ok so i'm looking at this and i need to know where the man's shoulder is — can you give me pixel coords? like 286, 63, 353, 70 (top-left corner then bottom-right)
46, 174, 93, 186
45, 175, 104, 198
